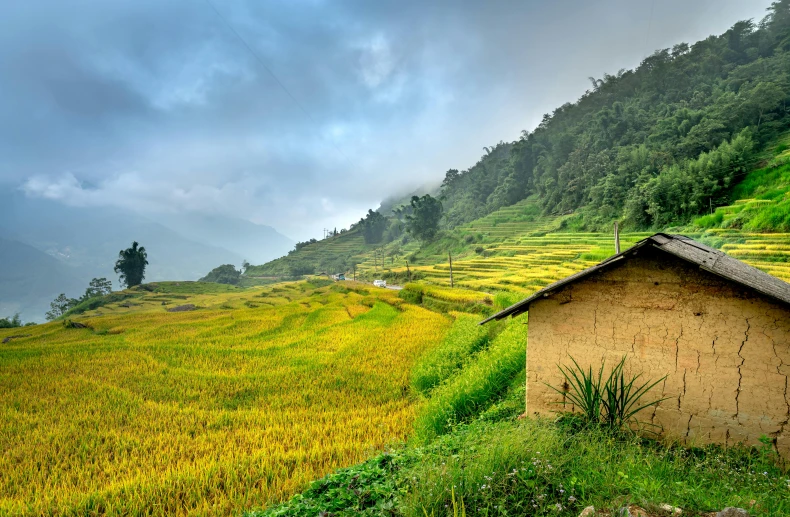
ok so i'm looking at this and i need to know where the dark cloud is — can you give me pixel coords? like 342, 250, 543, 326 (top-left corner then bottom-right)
0, 0, 768, 239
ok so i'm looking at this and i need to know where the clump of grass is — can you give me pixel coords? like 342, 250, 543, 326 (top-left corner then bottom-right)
492, 291, 521, 310
547, 356, 667, 431
411, 314, 491, 395
414, 321, 525, 441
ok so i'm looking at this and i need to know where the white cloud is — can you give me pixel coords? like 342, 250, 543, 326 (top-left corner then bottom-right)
357, 34, 396, 89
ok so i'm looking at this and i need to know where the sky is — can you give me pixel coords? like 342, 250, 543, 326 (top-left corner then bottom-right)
0, 0, 770, 241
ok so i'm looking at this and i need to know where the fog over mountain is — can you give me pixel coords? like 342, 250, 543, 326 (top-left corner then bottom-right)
0, 0, 766, 241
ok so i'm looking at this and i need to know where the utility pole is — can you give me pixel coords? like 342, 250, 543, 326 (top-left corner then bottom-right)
353, 265, 356, 282
406, 260, 411, 282
448, 252, 454, 288
614, 221, 620, 255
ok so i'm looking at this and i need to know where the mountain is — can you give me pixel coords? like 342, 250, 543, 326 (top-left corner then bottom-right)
159, 213, 293, 264
250, 4, 790, 277
0, 237, 85, 323
435, 9, 790, 230
0, 193, 292, 320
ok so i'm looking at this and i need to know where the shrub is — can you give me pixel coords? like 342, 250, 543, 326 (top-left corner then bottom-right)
546, 356, 667, 431
414, 320, 525, 440
410, 313, 491, 395
398, 284, 424, 305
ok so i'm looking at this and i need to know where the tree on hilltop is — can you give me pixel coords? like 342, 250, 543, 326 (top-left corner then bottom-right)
45, 293, 78, 321
114, 241, 148, 288
82, 277, 112, 300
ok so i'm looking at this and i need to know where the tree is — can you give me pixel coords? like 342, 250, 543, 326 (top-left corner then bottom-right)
199, 264, 242, 285
406, 194, 443, 242
441, 169, 460, 189
0, 314, 22, 328
241, 260, 250, 274
45, 293, 78, 321
82, 277, 112, 300
114, 241, 149, 288
360, 209, 388, 244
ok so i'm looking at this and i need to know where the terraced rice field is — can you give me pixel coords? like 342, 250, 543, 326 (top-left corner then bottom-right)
0, 281, 450, 516
381, 229, 790, 294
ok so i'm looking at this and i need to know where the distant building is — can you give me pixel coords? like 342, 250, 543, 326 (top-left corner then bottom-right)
483, 234, 790, 455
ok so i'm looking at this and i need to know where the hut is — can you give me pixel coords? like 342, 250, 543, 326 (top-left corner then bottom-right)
482, 233, 790, 455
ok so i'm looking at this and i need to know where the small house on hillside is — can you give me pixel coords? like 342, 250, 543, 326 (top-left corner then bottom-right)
482, 233, 790, 455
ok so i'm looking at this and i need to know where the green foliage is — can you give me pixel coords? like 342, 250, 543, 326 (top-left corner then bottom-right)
410, 314, 490, 395
200, 264, 242, 285
62, 292, 135, 318
749, 198, 790, 232
0, 314, 23, 329
406, 195, 443, 242
304, 278, 334, 289
694, 211, 725, 228
45, 293, 79, 321
493, 291, 521, 310
360, 209, 389, 244
82, 277, 112, 300
437, 4, 790, 230
401, 418, 788, 517
248, 453, 409, 517
414, 321, 525, 441
397, 284, 424, 305
547, 356, 668, 431
114, 241, 149, 288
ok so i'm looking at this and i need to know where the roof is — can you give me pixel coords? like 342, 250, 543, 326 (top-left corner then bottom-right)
480, 233, 790, 324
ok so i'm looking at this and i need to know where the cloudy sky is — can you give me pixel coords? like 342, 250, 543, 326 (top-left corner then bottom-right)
0, 0, 768, 241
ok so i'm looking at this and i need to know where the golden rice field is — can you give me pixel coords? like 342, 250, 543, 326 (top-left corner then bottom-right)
379, 229, 790, 295
0, 281, 450, 516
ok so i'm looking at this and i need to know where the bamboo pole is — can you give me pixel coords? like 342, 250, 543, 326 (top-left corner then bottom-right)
448, 252, 454, 288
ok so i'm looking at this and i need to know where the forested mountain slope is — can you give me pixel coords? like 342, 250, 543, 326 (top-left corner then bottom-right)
250, 2, 790, 280
439, 2, 790, 229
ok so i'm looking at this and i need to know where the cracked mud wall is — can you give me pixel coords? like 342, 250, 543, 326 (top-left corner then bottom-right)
526, 247, 790, 455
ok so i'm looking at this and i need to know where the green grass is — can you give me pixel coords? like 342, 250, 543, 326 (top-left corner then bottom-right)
413, 320, 526, 441
254, 382, 789, 517
400, 418, 786, 517
410, 314, 491, 395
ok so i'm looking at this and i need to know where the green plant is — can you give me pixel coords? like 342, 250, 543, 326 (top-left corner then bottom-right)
547, 356, 667, 431
410, 314, 490, 395
414, 321, 524, 440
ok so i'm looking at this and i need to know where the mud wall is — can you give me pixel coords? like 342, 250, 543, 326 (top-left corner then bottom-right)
526, 247, 790, 455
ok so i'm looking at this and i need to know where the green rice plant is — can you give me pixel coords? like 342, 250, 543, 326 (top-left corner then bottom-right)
411, 314, 490, 395
547, 356, 667, 431
492, 291, 522, 310
414, 321, 525, 441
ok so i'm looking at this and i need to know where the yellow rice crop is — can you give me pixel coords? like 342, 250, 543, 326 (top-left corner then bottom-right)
0, 283, 450, 516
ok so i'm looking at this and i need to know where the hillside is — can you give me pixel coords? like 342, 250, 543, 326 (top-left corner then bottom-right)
0, 237, 85, 322
0, 280, 450, 516
0, 194, 293, 321
248, 3, 790, 284
247, 142, 790, 297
